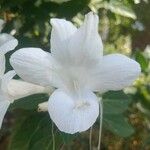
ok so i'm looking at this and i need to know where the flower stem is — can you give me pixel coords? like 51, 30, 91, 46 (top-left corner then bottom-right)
89, 126, 93, 150
52, 122, 55, 150
97, 99, 103, 150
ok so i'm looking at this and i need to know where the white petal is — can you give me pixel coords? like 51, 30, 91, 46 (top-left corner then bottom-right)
10, 48, 63, 88
50, 18, 77, 61
0, 33, 18, 54
49, 12, 103, 90
66, 12, 103, 66
1, 70, 16, 101
0, 34, 17, 76
8, 79, 54, 100
51, 12, 103, 66
88, 54, 141, 93
48, 89, 99, 134
0, 100, 10, 129
38, 101, 48, 112
0, 54, 5, 76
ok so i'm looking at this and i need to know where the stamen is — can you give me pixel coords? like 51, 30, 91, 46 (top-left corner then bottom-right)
73, 80, 80, 94
74, 100, 90, 109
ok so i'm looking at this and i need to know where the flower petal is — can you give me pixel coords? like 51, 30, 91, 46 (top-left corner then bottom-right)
8, 79, 54, 100
0, 33, 18, 54
0, 100, 10, 129
49, 12, 103, 90
50, 18, 77, 61
1, 70, 16, 101
38, 101, 48, 112
51, 12, 103, 66
66, 12, 103, 65
48, 89, 99, 134
10, 48, 63, 88
88, 54, 141, 93
0, 54, 5, 76
0, 34, 17, 76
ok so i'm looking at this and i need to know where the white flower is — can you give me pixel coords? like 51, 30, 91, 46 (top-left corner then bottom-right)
10, 12, 141, 134
0, 71, 51, 129
0, 20, 51, 129
0, 19, 19, 128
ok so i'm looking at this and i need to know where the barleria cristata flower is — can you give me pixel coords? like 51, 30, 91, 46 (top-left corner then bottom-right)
0, 19, 18, 128
0, 19, 51, 129
10, 12, 141, 134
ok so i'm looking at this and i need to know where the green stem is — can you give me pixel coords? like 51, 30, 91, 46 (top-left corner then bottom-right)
97, 99, 103, 150
52, 122, 55, 150
89, 126, 93, 150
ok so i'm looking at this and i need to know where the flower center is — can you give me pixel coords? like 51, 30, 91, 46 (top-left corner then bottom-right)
74, 100, 90, 109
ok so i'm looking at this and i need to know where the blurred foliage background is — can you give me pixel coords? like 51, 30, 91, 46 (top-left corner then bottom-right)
0, 0, 150, 149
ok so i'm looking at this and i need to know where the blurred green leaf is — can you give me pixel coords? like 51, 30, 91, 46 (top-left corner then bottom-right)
103, 91, 134, 137
103, 91, 131, 115
9, 112, 76, 150
9, 94, 49, 111
143, 135, 150, 148
103, 90, 131, 100
103, 114, 134, 137
103, 98, 130, 114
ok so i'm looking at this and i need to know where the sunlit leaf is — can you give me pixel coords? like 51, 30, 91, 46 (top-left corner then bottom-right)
90, 0, 136, 19
44, 0, 72, 4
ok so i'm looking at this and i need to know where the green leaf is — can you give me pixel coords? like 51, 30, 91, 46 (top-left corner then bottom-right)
9, 112, 76, 150
103, 114, 134, 137
9, 112, 48, 150
103, 99, 130, 114
60, 132, 77, 144
143, 135, 150, 148
103, 90, 131, 114
9, 94, 49, 111
103, 90, 131, 100
102, 91, 134, 137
